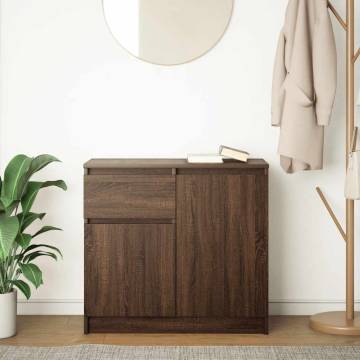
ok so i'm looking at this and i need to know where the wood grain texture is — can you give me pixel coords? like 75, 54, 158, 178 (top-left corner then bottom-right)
88, 317, 266, 334
85, 224, 175, 317
176, 168, 266, 175
255, 173, 268, 319
84, 175, 175, 219
84, 159, 268, 334
88, 168, 174, 175
177, 174, 268, 320
224, 175, 256, 318
176, 175, 225, 317
84, 159, 269, 170
4, 316, 360, 346
88, 218, 175, 224
224, 175, 268, 318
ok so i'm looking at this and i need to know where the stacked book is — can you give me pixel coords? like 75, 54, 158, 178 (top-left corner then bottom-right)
187, 146, 250, 164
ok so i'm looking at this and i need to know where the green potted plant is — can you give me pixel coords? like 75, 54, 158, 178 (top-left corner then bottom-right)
0, 154, 66, 339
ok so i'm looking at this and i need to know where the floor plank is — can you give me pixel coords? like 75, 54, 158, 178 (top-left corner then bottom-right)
0, 316, 360, 346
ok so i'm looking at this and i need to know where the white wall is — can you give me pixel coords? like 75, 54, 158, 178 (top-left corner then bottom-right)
1, 0, 359, 315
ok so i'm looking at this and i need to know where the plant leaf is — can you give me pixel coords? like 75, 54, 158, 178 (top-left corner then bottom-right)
19, 263, 43, 288
0, 216, 20, 260
28, 155, 60, 176
14, 253, 24, 262
16, 233, 32, 249
0, 199, 6, 214
10, 280, 31, 299
33, 226, 62, 238
6, 200, 20, 216
0, 198, 19, 217
21, 181, 67, 215
18, 212, 46, 231
41, 180, 67, 191
22, 244, 62, 258
23, 251, 58, 263
1, 155, 32, 201
20, 182, 42, 214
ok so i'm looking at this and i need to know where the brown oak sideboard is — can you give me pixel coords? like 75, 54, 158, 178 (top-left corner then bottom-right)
84, 159, 269, 334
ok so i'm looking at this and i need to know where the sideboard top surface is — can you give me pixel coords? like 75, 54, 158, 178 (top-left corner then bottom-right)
84, 159, 268, 169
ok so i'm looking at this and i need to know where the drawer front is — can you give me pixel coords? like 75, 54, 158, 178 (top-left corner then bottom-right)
84, 175, 175, 219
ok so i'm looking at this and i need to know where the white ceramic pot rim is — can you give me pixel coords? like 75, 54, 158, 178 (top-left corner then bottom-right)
0, 289, 17, 296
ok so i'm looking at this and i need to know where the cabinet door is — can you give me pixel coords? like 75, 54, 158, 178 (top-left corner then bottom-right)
176, 175, 225, 317
176, 174, 267, 318
85, 224, 175, 317
223, 174, 267, 318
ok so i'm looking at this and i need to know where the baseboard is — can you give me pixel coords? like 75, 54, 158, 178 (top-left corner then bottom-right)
269, 299, 360, 315
17, 298, 360, 316
17, 299, 84, 315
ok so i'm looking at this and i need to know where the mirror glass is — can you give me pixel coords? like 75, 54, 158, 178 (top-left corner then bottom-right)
103, 0, 234, 65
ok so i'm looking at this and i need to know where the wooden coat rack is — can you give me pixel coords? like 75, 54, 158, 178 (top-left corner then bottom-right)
309, 0, 360, 335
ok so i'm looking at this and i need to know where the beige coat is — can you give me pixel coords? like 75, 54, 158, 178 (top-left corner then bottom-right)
272, 0, 337, 173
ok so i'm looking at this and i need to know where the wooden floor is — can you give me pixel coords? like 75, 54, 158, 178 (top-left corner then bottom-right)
0, 316, 360, 346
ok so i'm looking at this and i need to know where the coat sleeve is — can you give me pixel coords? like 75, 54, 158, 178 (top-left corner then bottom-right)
313, 5, 337, 126
271, 30, 287, 127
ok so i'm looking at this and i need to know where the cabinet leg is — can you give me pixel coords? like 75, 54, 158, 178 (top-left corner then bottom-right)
264, 317, 269, 335
84, 316, 89, 334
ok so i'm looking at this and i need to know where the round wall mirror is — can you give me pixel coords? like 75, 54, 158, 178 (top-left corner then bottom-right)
103, 0, 234, 65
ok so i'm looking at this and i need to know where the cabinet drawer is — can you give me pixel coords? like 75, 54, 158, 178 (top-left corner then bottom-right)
84, 175, 175, 219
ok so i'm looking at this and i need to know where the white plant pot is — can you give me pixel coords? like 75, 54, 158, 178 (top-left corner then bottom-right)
0, 290, 17, 339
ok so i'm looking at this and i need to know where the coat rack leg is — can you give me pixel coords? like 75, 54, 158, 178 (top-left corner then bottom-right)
315, 187, 346, 242
328, 1, 347, 30
354, 47, 360, 62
